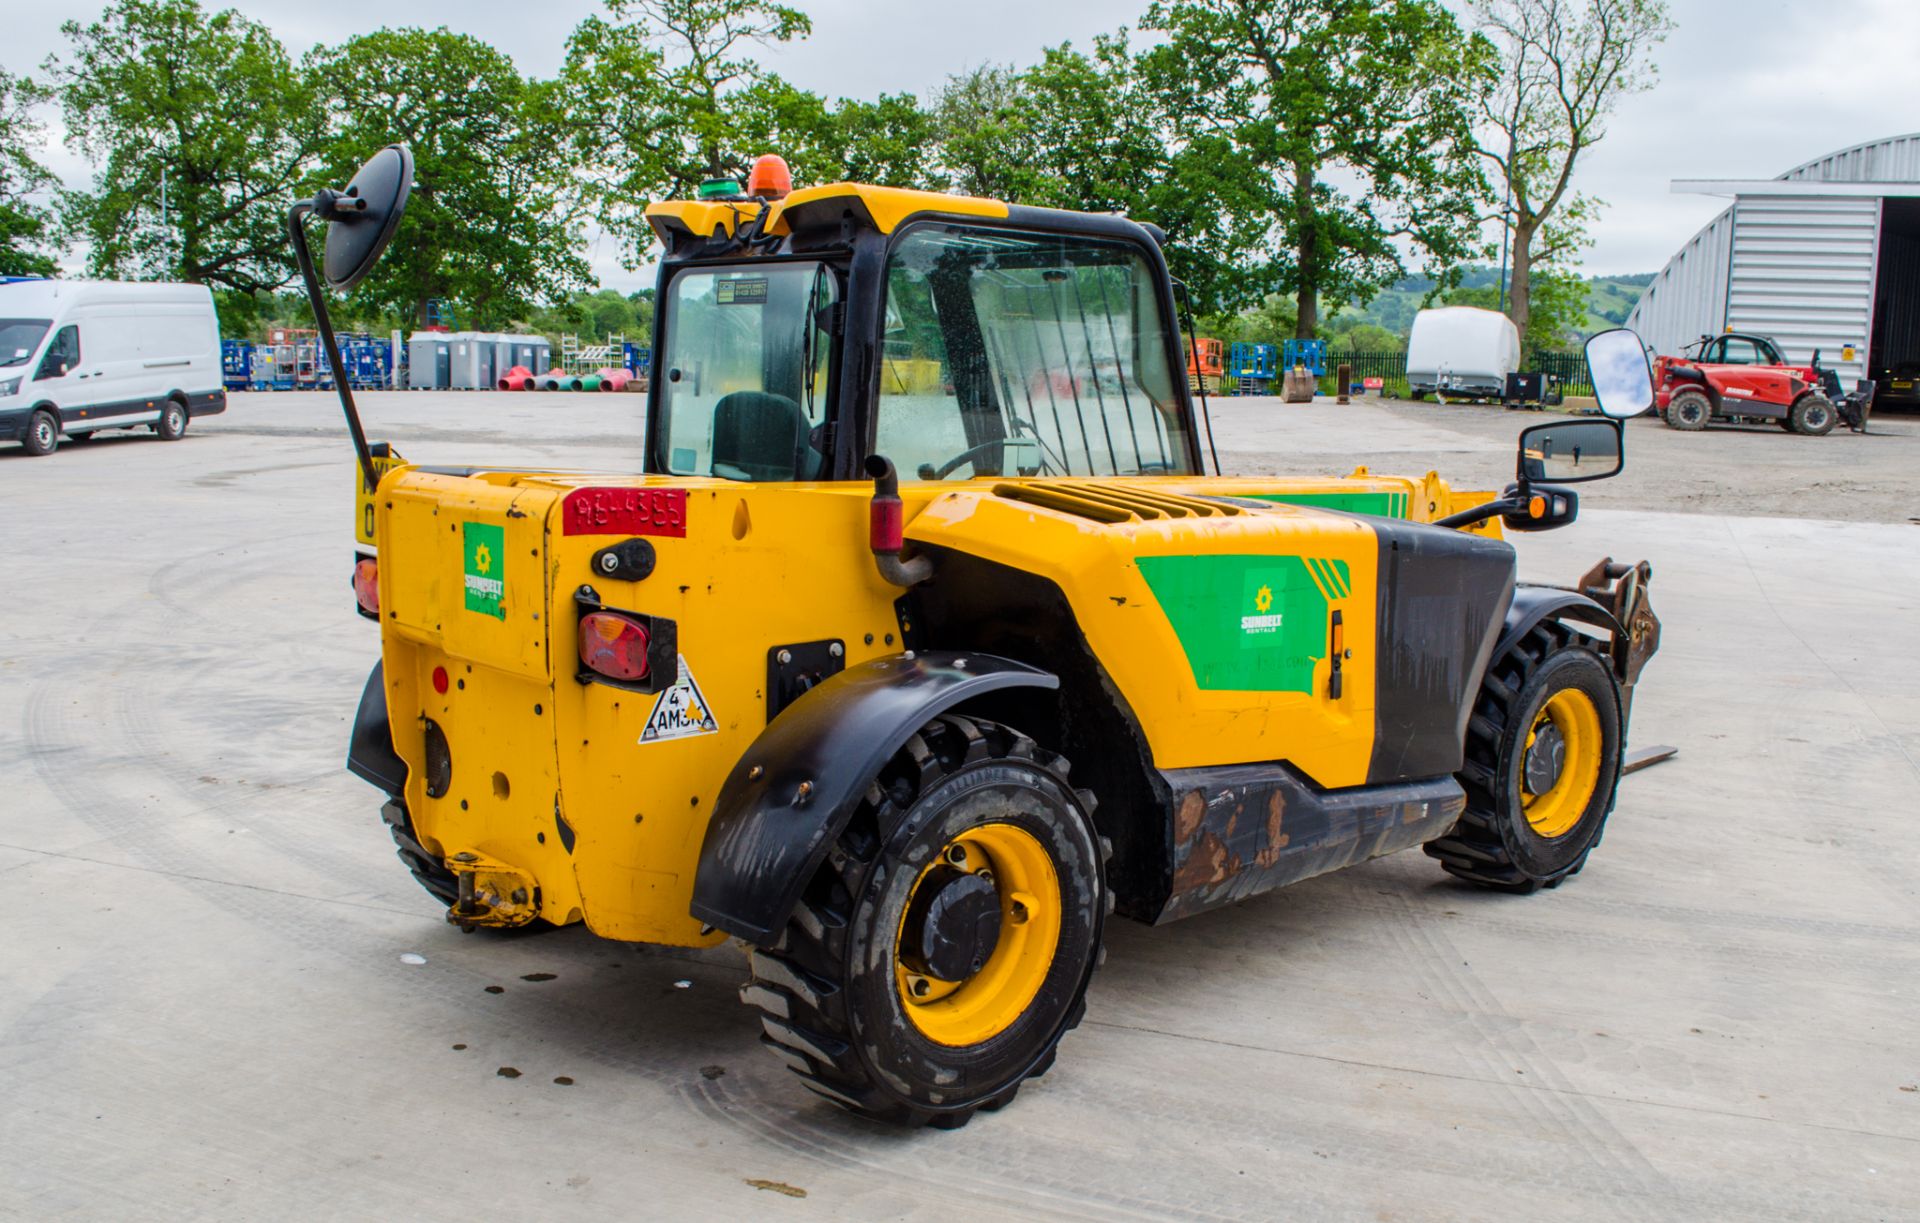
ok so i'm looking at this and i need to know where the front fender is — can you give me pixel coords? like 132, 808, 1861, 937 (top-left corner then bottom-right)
690, 650, 1058, 946
1496, 585, 1625, 664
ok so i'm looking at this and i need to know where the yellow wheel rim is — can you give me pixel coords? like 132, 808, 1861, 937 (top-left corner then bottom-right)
895, 822, 1061, 1048
1521, 688, 1604, 838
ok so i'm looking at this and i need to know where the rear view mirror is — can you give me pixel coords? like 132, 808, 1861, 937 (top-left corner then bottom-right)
1586, 328, 1654, 419
322, 144, 413, 292
1518, 419, 1622, 484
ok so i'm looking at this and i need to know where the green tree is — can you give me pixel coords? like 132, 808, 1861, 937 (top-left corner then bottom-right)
1474, 0, 1672, 344
930, 39, 1269, 317
0, 67, 58, 277
308, 28, 592, 328
559, 0, 811, 261
47, 0, 320, 290
1138, 0, 1494, 337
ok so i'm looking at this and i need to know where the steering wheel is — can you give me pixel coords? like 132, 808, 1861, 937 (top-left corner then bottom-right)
917, 437, 1042, 481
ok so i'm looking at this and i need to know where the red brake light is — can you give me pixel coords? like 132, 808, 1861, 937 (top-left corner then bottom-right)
353, 557, 380, 617
579, 611, 651, 682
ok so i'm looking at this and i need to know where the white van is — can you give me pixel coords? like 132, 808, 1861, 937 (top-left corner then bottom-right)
1, 278, 226, 456
1406, 305, 1521, 401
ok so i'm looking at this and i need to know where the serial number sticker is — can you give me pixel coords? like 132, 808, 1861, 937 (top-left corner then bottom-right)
562, 486, 688, 537
715, 278, 768, 306
640, 659, 719, 743
354, 450, 404, 546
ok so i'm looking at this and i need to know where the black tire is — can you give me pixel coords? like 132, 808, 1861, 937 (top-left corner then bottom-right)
1789, 393, 1835, 436
156, 398, 188, 440
380, 797, 460, 907
742, 715, 1108, 1128
1665, 388, 1711, 431
1425, 623, 1623, 893
22, 409, 59, 456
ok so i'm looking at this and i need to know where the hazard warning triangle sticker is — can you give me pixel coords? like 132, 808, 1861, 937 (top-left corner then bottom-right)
639, 658, 720, 743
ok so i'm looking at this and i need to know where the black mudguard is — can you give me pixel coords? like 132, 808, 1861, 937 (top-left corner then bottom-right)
346, 661, 407, 795
1496, 585, 1625, 667
690, 650, 1058, 946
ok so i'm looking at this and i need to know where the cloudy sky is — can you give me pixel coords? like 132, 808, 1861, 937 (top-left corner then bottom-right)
9, 0, 1919, 289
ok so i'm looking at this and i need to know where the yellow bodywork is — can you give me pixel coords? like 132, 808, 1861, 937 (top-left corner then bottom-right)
367, 465, 1499, 947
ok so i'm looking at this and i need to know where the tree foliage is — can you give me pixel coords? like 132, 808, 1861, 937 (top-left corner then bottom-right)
308, 28, 592, 328
1138, 0, 1494, 336
47, 0, 321, 291
560, 0, 810, 260
0, 67, 59, 277
1474, 0, 1671, 345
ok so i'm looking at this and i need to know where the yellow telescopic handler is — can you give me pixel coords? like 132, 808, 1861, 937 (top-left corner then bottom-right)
296, 147, 1662, 1128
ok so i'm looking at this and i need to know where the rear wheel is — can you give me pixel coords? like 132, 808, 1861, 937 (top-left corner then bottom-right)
1425, 623, 1623, 892
156, 399, 188, 440
1789, 393, 1835, 436
742, 715, 1107, 1128
1665, 388, 1711, 430
22, 409, 59, 456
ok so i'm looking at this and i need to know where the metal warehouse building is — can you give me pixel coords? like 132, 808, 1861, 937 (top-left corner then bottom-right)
1626, 133, 1920, 401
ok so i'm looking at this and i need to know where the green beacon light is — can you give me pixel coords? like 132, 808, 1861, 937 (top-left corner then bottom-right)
697, 177, 745, 201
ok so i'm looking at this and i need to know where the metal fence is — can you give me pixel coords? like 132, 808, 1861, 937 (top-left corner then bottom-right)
1319, 351, 1594, 398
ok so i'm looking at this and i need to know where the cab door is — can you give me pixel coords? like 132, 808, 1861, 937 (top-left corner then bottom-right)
31, 324, 83, 429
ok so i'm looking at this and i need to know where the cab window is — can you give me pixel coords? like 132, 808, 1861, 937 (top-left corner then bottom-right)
1718, 338, 1761, 365
874, 227, 1193, 480
36, 325, 79, 380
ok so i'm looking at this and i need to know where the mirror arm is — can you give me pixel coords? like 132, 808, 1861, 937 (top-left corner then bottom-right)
288, 200, 378, 494
1436, 471, 1530, 531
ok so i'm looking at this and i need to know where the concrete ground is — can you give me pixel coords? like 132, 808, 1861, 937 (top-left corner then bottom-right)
3, 392, 1916, 1221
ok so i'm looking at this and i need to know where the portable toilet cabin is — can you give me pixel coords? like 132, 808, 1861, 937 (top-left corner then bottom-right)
407, 331, 452, 389
448, 332, 495, 390
501, 334, 550, 376
1406, 307, 1520, 401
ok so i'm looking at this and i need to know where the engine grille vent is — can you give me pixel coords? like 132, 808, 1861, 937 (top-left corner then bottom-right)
992, 481, 1244, 524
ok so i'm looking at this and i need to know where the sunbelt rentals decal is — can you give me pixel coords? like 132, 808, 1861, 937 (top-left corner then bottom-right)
463, 521, 506, 619
640, 658, 720, 743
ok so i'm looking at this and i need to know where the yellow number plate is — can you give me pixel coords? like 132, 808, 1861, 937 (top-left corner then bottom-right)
355, 450, 404, 546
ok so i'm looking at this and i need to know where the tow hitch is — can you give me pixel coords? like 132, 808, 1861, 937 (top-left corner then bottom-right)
444, 852, 540, 930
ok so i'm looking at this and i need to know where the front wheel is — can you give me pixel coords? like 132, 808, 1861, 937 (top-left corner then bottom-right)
1789, 393, 1835, 436
22, 409, 59, 456
1425, 623, 1623, 892
742, 715, 1107, 1128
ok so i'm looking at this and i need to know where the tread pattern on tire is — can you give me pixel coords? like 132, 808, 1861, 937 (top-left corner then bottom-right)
741, 714, 1107, 1129
1423, 622, 1607, 894
1666, 388, 1711, 430
381, 797, 460, 906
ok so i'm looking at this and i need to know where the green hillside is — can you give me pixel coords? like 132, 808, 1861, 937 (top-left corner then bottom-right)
1332, 268, 1654, 342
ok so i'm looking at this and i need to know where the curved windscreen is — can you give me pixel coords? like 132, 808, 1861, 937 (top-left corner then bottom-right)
655, 262, 837, 482
874, 227, 1194, 480
0, 319, 52, 368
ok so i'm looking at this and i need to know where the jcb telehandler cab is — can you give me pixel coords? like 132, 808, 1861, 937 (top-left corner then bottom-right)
303, 148, 1662, 1128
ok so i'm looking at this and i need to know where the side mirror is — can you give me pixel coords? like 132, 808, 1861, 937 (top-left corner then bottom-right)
287, 143, 413, 494
321, 144, 413, 292
1517, 418, 1623, 484
1585, 327, 1654, 419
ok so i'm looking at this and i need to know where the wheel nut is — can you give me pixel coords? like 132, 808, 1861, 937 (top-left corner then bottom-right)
945, 845, 968, 867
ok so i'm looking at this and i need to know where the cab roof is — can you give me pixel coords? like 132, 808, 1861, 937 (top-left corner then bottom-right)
645, 182, 1011, 247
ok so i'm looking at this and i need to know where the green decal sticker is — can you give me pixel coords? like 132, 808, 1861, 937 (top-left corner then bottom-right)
1137, 554, 1348, 692
462, 521, 506, 619
1246, 491, 1408, 518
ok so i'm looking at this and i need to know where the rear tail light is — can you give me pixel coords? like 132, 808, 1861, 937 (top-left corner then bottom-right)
353, 555, 380, 619
579, 611, 652, 682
